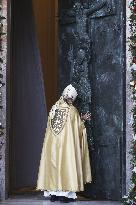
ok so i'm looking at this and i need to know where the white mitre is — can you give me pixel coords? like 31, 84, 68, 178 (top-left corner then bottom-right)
49, 84, 78, 119
62, 84, 78, 101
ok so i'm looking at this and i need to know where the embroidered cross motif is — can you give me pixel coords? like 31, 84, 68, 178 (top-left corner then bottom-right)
50, 108, 69, 135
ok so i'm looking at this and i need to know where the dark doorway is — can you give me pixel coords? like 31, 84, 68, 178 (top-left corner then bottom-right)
9, 0, 46, 193
9, 0, 58, 194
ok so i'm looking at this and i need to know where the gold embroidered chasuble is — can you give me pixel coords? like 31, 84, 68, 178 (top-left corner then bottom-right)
37, 101, 92, 192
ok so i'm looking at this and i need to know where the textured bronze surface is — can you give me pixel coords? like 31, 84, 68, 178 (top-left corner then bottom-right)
58, 0, 125, 200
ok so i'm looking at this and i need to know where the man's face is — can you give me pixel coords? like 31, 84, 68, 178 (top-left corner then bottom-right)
66, 97, 74, 105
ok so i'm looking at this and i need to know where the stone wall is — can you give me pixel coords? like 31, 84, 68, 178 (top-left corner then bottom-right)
0, 0, 7, 200
126, 0, 133, 194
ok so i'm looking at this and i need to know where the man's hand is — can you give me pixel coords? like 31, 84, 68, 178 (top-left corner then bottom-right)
81, 112, 91, 121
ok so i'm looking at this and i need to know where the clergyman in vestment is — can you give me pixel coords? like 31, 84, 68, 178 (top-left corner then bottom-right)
37, 84, 92, 202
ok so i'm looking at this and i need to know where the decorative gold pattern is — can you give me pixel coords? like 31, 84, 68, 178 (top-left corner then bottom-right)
50, 107, 69, 135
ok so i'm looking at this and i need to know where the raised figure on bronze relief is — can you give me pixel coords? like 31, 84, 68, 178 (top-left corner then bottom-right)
66, 1, 107, 148
68, 1, 107, 107
68, 46, 91, 104
67, 1, 107, 38
60, 0, 115, 147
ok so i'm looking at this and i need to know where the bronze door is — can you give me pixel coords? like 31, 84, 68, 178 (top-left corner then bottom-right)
58, 0, 125, 200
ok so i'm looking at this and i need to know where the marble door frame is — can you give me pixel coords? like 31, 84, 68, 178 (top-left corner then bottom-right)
0, 0, 133, 201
